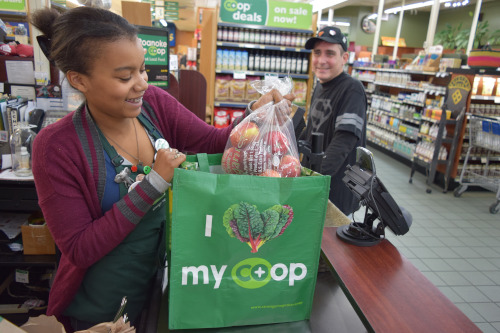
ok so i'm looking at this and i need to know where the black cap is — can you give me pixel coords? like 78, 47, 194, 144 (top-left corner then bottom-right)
305, 26, 347, 51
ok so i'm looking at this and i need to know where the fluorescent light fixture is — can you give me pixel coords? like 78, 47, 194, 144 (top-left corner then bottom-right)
159, 19, 168, 27
384, 0, 451, 14
66, 0, 83, 6
445, 0, 469, 7
318, 20, 350, 27
311, 0, 348, 13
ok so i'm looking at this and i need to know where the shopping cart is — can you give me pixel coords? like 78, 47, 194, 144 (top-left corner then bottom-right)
454, 114, 500, 214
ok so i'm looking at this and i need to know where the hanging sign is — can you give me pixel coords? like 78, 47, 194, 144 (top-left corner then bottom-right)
219, 0, 312, 30
137, 26, 169, 88
167, 22, 176, 47
0, 0, 26, 11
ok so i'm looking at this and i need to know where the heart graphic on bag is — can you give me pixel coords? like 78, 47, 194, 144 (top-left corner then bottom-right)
223, 202, 294, 253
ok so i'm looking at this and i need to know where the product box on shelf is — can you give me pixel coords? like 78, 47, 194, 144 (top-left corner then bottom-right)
21, 224, 55, 255
21, 212, 56, 254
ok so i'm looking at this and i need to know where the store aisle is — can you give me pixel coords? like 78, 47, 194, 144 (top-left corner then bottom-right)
357, 145, 500, 333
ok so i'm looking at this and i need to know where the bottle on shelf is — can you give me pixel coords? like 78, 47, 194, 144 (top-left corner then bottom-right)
286, 52, 292, 73
270, 51, 277, 72
270, 31, 276, 45
241, 51, 248, 71
281, 52, 288, 73
233, 28, 239, 42
254, 29, 261, 44
296, 55, 302, 74
275, 52, 282, 73
249, 29, 255, 43
216, 49, 223, 71
10, 123, 37, 177
243, 29, 250, 43
248, 51, 255, 71
221, 26, 228, 41
291, 54, 297, 74
264, 51, 271, 71
217, 27, 223, 41
301, 54, 309, 74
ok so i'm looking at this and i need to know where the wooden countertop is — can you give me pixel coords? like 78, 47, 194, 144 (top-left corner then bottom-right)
321, 227, 481, 333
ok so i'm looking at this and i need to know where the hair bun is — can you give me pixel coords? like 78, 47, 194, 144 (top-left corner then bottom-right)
30, 8, 60, 39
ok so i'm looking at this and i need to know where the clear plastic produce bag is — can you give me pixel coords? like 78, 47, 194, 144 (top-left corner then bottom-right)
222, 76, 301, 177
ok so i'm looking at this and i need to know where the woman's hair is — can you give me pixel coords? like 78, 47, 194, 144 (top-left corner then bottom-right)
31, 7, 138, 75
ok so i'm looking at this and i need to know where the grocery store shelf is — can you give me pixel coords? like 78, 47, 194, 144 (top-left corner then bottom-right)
367, 137, 413, 161
471, 95, 500, 101
218, 22, 313, 34
353, 66, 438, 76
368, 120, 418, 140
215, 69, 309, 79
214, 101, 248, 108
368, 108, 421, 125
216, 41, 311, 54
0, 10, 27, 17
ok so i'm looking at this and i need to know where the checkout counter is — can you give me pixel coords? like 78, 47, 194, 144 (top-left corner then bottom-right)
0, 148, 481, 332
139, 202, 481, 333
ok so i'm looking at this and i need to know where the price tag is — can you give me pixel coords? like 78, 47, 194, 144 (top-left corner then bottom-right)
15, 269, 29, 284
265, 73, 278, 79
233, 72, 246, 80
481, 157, 487, 164
495, 96, 500, 104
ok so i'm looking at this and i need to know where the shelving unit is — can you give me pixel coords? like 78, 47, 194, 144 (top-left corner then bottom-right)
214, 22, 314, 110
453, 68, 500, 204
354, 65, 447, 163
410, 104, 467, 193
196, 7, 317, 125
0, 180, 55, 326
354, 65, 471, 193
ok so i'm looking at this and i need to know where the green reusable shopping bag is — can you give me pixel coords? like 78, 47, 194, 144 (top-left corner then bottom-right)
168, 153, 330, 329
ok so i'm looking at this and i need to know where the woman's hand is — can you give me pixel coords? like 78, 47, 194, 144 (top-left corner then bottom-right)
251, 89, 296, 126
251, 89, 296, 111
153, 148, 186, 182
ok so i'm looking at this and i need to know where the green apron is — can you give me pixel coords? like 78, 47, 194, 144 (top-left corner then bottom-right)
64, 113, 166, 324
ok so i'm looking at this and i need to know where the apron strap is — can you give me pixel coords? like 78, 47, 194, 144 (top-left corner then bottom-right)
138, 110, 163, 142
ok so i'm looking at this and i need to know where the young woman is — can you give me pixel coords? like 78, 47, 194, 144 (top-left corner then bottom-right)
31, 7, 292, 331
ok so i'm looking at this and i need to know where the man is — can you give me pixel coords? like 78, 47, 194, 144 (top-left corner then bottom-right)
300, 26, 367, 216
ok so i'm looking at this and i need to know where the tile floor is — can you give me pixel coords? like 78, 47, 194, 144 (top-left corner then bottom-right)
357, 144, 500, 332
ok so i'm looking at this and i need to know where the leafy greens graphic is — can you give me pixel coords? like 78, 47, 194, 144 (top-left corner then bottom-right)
223, 202, 293, 253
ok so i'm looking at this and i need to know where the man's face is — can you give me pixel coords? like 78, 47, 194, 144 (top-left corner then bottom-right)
311, 41, 348, 84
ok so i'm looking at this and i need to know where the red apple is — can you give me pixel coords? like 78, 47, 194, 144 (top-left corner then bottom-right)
242, 140, 272, 175
279, 155, 301, 177
259, 169, 281, 177
230, 122, 260, 149
222, 147, 244, 174
266, 130, 289, 155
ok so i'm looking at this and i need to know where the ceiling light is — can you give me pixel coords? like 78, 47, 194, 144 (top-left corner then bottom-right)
67, 0, 83, 6
159, 19, 168, 27
311, 0, 348, 13
318, 20, 351, 27
384, 0, 451, 14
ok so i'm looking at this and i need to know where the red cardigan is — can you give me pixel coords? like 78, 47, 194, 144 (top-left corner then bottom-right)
32, 85, 232, 319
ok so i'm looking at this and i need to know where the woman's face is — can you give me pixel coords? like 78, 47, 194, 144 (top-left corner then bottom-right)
78, 37, 148, 121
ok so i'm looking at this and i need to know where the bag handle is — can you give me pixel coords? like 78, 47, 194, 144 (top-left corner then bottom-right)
197, 153, 210, 173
